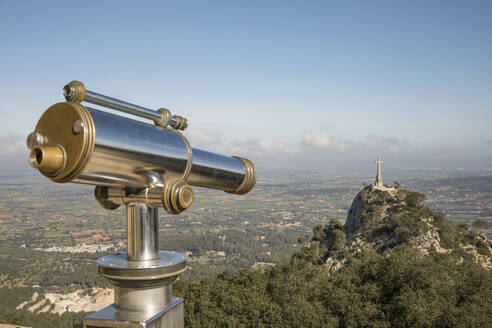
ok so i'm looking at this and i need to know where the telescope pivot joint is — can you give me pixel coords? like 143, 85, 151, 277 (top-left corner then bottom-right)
94, 181, 194, 215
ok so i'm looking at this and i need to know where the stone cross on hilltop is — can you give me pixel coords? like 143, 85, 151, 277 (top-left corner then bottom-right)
372, 156, 394, 191
375, 156, 383, 188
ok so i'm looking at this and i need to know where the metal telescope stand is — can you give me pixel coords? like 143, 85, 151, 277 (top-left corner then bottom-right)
84, 203, 187, 328
27, 81, 257, 328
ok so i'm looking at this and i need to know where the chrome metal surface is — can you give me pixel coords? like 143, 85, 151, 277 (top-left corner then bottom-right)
83, 298, 184, 328
98, 251, 187, 273
74, 107, 189, 188
85, 90, 162, 122
73, 107, 251, 193
115, 284, 172, 312
188, 148, 245, 191
127, 203, 159, 261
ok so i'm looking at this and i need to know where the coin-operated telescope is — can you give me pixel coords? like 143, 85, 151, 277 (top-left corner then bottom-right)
27, 81, 257, 328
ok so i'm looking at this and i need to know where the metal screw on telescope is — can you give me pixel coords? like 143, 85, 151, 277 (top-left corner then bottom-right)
72, 120, 84, 134
27, 81, 257, 328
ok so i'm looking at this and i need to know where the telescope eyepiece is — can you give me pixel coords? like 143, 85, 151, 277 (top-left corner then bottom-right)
29, 145, 66, 176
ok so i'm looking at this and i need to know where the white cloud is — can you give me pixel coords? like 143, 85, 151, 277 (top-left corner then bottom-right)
186, 128, 295, 158
302, 132, 335, 149
187, 128, 223, 148
302, 132, 355, 152
187, 129, 411, 161
5, 129, 472, 171
363, 134, 410, 154
7, 129, 410, 161
0, 133, 26, 157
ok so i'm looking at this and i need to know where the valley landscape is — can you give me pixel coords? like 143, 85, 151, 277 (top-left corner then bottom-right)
0, 166, 491, 327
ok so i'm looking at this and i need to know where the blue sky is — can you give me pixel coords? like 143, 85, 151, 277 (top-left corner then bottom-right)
1, 1, 491, 169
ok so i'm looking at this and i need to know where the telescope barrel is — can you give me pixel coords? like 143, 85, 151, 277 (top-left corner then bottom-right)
28, 81, 257, 214
27, 101, 256, 214
77, 106, 250, 192
28, 103, 255, 191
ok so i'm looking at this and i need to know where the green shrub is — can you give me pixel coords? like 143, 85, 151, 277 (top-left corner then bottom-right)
475, 239, 491, 256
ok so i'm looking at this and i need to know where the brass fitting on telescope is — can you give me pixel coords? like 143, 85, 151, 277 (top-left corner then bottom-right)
26, 102, 95, 182
171, 115, 188, 130
29, 145, 67, 176
228, 156, 257, 195
154, 108, 188, 131
94, 187, 123, 210
154, 108, 172, 128
63, 80, 86, 103
162, 179, 194, 215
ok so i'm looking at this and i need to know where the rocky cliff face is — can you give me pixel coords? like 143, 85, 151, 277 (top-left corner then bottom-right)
343, 190, 370, 235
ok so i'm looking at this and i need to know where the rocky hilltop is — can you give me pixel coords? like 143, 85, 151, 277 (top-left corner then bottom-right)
319, 186, 492, 271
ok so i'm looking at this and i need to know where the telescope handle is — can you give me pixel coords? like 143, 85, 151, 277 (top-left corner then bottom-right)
63, 81, 187, 130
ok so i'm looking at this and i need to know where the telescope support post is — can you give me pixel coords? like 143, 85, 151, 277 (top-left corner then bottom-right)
127, 203, 159, 261
83, 202, 187, 328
